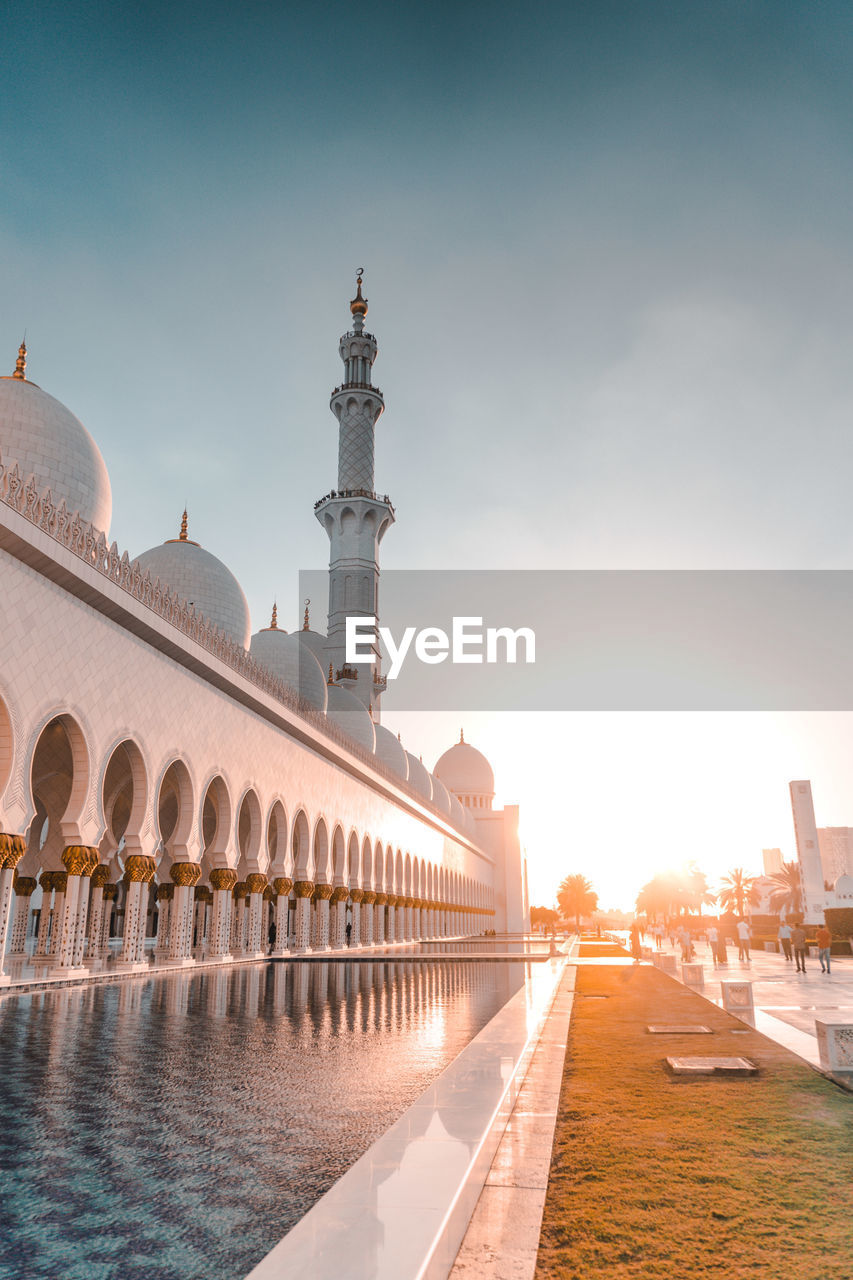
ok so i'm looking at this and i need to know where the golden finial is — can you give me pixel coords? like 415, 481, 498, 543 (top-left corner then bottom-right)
303, 598, 310, 631
12, 339, 26, 380
368, 701, 373, 717
179, 509, 189, 541
350, 269, 368, 318
328, 662, 334, 685
459, 728, 465, 744
270, 602, 278, 629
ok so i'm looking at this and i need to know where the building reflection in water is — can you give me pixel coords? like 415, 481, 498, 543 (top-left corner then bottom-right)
0, 959, 525, 1280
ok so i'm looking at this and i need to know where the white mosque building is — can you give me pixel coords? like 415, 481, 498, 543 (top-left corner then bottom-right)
0, 278, 529, 981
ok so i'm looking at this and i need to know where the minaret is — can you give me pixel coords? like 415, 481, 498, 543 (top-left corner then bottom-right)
315, 272, 395, 716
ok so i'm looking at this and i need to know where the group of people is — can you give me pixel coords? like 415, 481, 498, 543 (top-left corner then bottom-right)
630, 918, 837, 975
777, 921, 833, 973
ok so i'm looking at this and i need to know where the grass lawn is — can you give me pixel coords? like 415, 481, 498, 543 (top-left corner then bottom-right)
535, 964, 853, 1279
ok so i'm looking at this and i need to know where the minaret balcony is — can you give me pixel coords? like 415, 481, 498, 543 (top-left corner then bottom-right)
314, 489, 395, 515
336, 665, 361, 684
331, 381, 384, 396
373, 674, 388, 693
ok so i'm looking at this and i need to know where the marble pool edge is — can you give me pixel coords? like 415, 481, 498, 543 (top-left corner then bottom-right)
244, 955, 569, 1280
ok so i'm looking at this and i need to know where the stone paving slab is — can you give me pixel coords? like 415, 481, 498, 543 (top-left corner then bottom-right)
666, 1055, 758, 1075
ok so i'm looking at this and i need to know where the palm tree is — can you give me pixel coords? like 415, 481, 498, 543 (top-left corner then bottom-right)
768, 860, 803, 917
717, 868, 759, 918
557, 874, 598, 930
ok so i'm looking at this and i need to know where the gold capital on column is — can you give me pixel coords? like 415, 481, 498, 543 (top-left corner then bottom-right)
13, 875, 37, 896
293, 880, 315, 899
330, 886, 349, 904
313, 883, 333, 901
0, 833, 27, 869
359, 889, 375, 905
53, 871, 68, 893
272, 876, 293, 896
102, 884, 119, 901
124, 855, 151, 882
155, 883, 175, 902
169, 862, 202, 887
349, 888, 364, 904
61, 845, 99, 876
210, 868, 238, 891
196, 885, 213, 903
246, 873, 268, 895
39, 870, 55, 891
262, 885, 274, 901
91, 864, 112, 888
233, 881, 249, 899
373, 892, 387, 906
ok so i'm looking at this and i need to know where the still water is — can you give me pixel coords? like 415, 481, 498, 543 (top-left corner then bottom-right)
0, 960, 525, 1280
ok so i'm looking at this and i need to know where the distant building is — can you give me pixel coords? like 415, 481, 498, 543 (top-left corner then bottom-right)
762, 848, 783, 876
817, 827, 853, 883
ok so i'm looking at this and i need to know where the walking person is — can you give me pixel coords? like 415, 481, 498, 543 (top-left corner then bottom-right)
345, 920, 352, 947
816, 923, 832, 974
736, 918, 751, 964
629, 921, 642, 961
707, 924, 719, 968
267, 919, 276, 955
777, 921, 793, 962
792, 922, 807, 973
716, 927, 728, 966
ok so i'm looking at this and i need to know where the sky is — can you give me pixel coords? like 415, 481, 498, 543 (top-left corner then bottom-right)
4, 1, 853, 908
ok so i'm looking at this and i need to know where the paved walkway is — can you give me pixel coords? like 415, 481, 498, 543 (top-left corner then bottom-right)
652, 937, 853, 1069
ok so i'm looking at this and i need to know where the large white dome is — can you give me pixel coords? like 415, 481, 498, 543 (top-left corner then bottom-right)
135, 517, 251, 648
0, 362, 112, 535
405, 752, 433, 802
326, 682, 376, 753
250, 618, 328, 712
373, 724, 409, 780
434, 735, 495, 800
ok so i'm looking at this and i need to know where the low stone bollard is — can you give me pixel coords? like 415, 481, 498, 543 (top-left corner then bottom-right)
815, 1020, 853, 1073
764, 941, 777, 953
721, 980, 754, 1014
654, 954, 678, 975
681, 963, 704, 986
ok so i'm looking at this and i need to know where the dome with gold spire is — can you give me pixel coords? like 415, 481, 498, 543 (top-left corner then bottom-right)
0, 342, 112, 534
250, 604, 328, 712
135, 512, 251, 648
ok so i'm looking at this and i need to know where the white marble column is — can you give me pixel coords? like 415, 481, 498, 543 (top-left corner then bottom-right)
245, 874, 268, 957
386, 901, 397, 945
154, 884, 173, 957
271, 878, 292, 956
34, 872, 55, 958
373, 894, 386, 946
208, 869, 238, 959
0, 835, 26, 979
99, 885, 117, 956
313, 885, 332, 951
329, 887, 348, 949
292, 880, 314, 953
9, 874, 36, 954
358, 891, 373, 946
166, 864, 201, 965
117, 856, 155, 967
54, 846, 98, 972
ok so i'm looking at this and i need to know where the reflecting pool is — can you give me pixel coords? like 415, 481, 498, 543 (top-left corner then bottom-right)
0, 960, 525, 1280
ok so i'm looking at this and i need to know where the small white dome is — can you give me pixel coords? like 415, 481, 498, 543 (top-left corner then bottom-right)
434, 736, 495, 801
0, 369, 112, 535
250, 624, 328, 713
406, 752, 433, 802
135, 518, 251, 648
373, 724, 409, 780
297, 627, 328, 667
430, 775, 452, 815
326, 682, 376, 753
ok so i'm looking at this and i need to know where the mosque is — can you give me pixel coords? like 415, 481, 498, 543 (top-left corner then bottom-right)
0, 277, 529, 980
